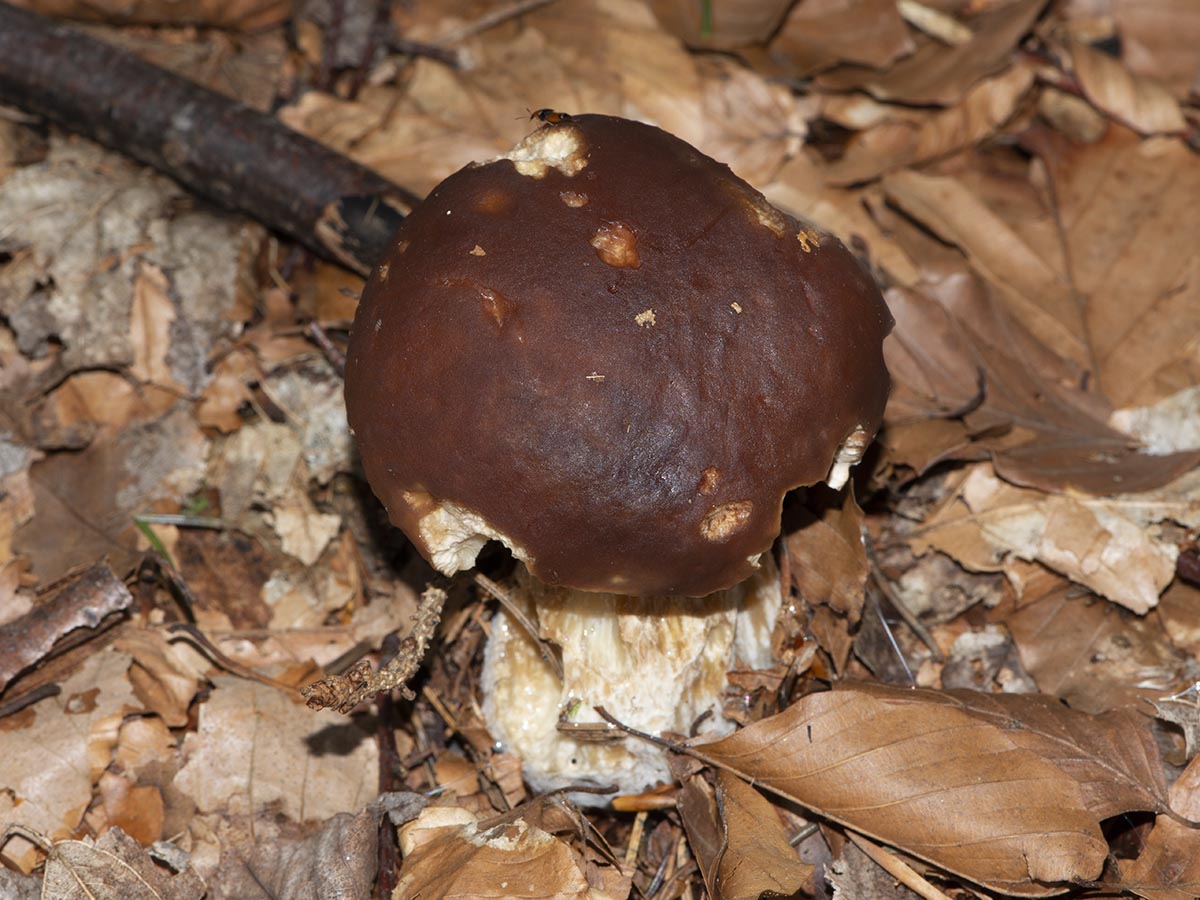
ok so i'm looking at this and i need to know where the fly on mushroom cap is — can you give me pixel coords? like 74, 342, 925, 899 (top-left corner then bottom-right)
345, 114, 892, 597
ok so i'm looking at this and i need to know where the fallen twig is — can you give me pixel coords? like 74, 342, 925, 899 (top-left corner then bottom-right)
301, 585, 447, 712
0, 0, 418, 275
0, 562, 134, 695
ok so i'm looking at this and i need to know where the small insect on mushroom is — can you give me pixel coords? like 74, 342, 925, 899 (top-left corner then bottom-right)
527, 107, 572, 125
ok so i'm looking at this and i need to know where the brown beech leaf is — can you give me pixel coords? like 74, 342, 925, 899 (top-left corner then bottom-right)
1007, 571, 1189, 714
882, 286, 982, 426
1117, 815, 1200, 900
1024, 126, 1200, 410
692, 683, 1108, 895
887, 687, 1170, 820
394, 806, 607, 900
816, 0, 1047, 104
678, 770, 813, 900
1068, 40, 1187, 135
886, 125, 1200, 417
1114, 0, 1200, 98
823, 63, 1035, 185
786, 487, 868, 622
770, 0, 914, 77
911, 464, 1198, 613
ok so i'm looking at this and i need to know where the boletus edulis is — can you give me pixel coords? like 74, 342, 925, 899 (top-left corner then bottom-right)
344, 114, 891, 801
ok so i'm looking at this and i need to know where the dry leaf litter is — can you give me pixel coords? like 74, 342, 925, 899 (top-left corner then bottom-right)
1, 0, 1199, 898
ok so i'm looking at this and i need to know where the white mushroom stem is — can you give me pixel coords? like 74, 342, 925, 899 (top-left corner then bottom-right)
479, 557, 782, 804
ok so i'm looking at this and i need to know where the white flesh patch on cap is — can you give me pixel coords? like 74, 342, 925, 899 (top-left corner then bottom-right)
417, 500, 529, 575
499, 125, 588, 178
826, 424, 870, 490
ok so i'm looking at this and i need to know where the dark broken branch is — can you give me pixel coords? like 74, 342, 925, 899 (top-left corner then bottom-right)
0, 0, 419, 275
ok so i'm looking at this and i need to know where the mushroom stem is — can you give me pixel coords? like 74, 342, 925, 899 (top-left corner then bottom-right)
480, 557, 782, 804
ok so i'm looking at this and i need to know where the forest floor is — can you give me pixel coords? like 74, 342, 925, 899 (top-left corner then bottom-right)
1, 0, 1199, 897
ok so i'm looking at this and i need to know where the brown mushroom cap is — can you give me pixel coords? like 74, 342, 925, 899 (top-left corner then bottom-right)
345, 114, 891, 597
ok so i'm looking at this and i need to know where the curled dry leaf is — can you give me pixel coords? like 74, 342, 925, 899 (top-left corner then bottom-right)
817, 0, 1047, 104
911, 464, 1200, 613
823, 63, 1035, 185
692, 682, 1108, 895
770, 0, 913, 78
1116, 815, 1200, 900
394, 806, 615, 900
115, 628, 206, 728
1068, 40, 1187, 135
678, 769, 814, 900
41, 827, 205, 900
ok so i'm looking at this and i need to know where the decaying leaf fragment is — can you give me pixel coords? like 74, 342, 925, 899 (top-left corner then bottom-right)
394, 806, 621, 900
693, 682, 1109, 895
41, 827, 204, 900
912, 464, 1200, 613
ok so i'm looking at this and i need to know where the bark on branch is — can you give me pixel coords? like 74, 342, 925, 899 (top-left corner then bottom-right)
0, 0, 418, 275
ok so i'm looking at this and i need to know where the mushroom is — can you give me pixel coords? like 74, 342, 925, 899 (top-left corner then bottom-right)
344, 114, 891, 801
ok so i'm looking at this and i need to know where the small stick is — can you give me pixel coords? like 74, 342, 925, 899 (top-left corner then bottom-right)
0, 562, 133, 694
166, 623, 295, 692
